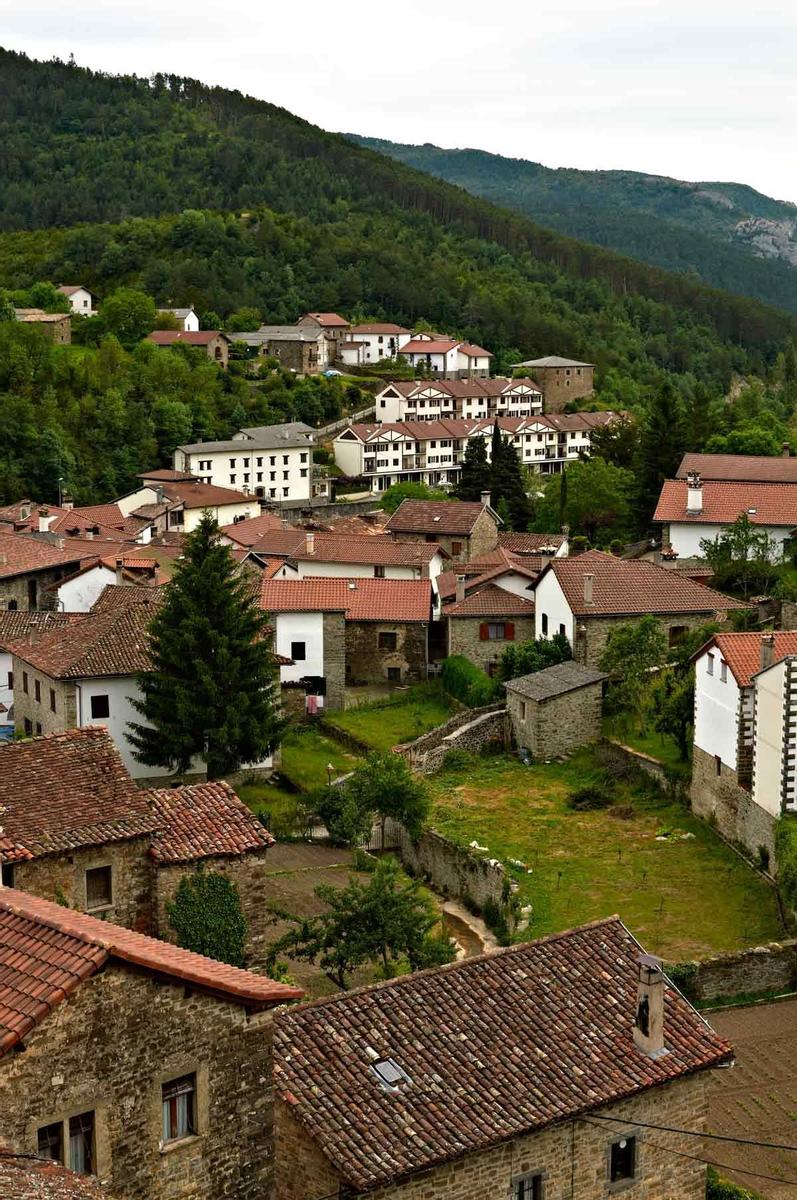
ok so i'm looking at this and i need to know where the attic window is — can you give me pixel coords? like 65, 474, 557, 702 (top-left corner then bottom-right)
372, 1057, 411, 1089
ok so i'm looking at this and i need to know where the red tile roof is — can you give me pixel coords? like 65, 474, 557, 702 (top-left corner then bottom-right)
443, 583, 535, 617
0, 728, 158, 858
0, 531, 85, 579
147, 330, 228, 346
0, 886, 302, 1055
146, 781, 275, 865
221, 511, 286, 546
696, 631, 797, 688
458, 342, 492, 357
654, 479, 797, 527
677, 452, 797, 483
399, 338, 459, 354
385, 499, 494, 535
301, 312, 349, 327
274, 916, 732, 1192
499, 531, 567, 554
260, 578, 432, 622
0, 610, 81, 652
292, 533, 445, 567
9, 587, 163, 678
378, 379, 542, 399
157, 479, 253, 509
539, 550, 749, 616
0, 1155, 110, 1199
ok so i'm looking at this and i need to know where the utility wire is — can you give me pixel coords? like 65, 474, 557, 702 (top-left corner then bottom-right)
587, 1112, 797, 1154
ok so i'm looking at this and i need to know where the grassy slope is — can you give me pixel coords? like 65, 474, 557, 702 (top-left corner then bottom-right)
323, 686, 456, 752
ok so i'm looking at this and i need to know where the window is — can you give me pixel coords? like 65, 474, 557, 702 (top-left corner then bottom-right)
374, 564, 385, 578
541, 613, 549, 636
229, 475, 236, 485
229, 458, 236, 468
35, 722, 42, 735
300, 468, 308, 477
90, 694, 110, 719
379, 631, 397, 651
387, 667, 401, 681
488, 623, 506, 640
7, 599, 17, 611
609, 1136, 636, 1183
69, 1112, 95, 1174
291, 641, 306, 661
85, 866, 112, 911
162, 1074, 196, 1144
520, 700, 527, 720
24, 717, 32, 736
49, 688, 56, 712
707, 653, 715, 676
1, 861, 14, 887
37, 1122, 63, 1162
300, 452, 308, 463
668, 625, 687, 647
451, 541, 463, 555
559, 623, 566, 637
22, 670, 28, 694
514, 1175, 543, 1200
34, 679, 41, 703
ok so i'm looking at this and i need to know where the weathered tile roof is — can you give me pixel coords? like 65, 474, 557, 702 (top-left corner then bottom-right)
677, 452, 797, 483
0, 1153, 111, 1198
385, 499, 493, 536
442, 584, 535, 617
695, 631, 797, 688
0, 728, 158, 858
398, 338, 459, 354
539, 550, 749, 616
458, 342, 492, 357
512, 354, 594, 367
156, 478, 252, 509
147, 330, 228, 346
0, 531, 85, 579
0, 886, 302, 1056
260, 578, 432, 622
505, 661, 607, 700
147, 781, 275, 865
499, 531, 567, 554
274, 917, 732, 1192
292, 533, 445, 567
221, 511, 286, 546
350, 323, 411, 334
9, 588, 162, 678
654, 479, 797, 527
301, 312, 349, 327
377, 378, 541, 399
0, 610, 80, 652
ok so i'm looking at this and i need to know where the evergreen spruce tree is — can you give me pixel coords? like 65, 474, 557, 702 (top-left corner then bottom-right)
489, 423, 530, 531
128, 513, 283, 779
637, 378, 687, 527
454, 435, 490, 501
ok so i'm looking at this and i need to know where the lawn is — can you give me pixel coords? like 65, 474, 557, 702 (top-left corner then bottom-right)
603, 714, 687, 774
428, 750, 783, 962
325, 685, 456, 751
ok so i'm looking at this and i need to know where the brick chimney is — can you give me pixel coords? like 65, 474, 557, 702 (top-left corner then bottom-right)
61, 493, 74, 511
115, 557, 125, 586
633, 953, 666, 1058
686, 471, 703, 515
480, 490, 491, 508
583, 573, 594, 607
760, 633, 776, 673
455, 575, 466, 604
306, 531, 315, 556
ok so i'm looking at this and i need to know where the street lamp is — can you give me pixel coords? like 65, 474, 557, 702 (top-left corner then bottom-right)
326, 762, 335, 787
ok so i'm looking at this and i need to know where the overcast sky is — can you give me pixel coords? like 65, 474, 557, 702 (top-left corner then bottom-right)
5, 0, 797, 202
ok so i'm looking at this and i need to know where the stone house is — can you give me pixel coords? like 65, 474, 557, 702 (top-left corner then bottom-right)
0, 530, 85, 611
0, 1154, 112, 1198
510, 355, 595, 411
146, 330, 231, 368
14, 308, 72, 344
297, 311, 351, 360
0, 610, 79, 741
385, 498, 500, 565
505, 661, 607, 760
443, 583, 536, 674
0, 885, 300, 1200
533, 550, 749, 668
273, 916, 732, 1200
343, 578, 432, 687
654, 473, 797, 560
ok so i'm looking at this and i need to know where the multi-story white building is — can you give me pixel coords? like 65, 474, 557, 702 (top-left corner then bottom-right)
375, 379, 543, 423
333, 412, 620, 491
345, 324, 412, 364
654, 473, 797, 560
397, 334, 493, 380
174, 422, 316, 504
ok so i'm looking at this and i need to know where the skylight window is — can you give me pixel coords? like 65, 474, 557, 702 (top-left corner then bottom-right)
371, 1057, 411, 1089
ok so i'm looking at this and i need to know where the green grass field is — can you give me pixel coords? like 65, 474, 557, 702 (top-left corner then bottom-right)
603, 714, 687, 774
324, 685, 456, 752
428, 751, 782, 961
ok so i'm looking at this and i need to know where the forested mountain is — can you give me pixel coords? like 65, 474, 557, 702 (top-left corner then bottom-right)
349, 136, 797, 314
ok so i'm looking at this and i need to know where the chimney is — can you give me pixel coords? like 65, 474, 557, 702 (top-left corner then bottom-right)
633, 953, 666, 1058
480, 490, 491, 508
455, 574, 466, 604
61, 492, 74, 511
115, 557, 125, 586
306, 531, 315, 556
156, 487, 165, 505
38, 507, 52, 533
783, 443, 791, 458
281, 519, 290, 530
686, 471, 703, 515
583, 573, 594, 607
760, 633, 776, 673
20, 503, 31, 520
85, 530, 93, 541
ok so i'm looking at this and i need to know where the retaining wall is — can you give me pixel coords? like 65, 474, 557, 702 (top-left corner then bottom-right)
397, 703, 507, 774
393, 825, 509, 910
672, 939, 797, 1003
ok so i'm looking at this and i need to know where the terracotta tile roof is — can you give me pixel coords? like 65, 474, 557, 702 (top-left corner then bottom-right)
513, 354, 594, 367
399, 338, 459, 354
0, 728, 158, 858
10, 586, 162, 678
221, 511, 286, 546
137, 468, 196, 482
0, 1154, 110, 1198
275, 916, 732, 1191
654, 480, 797, 527
350, 323, 411, 334
260, 578, 432, 622
146, 781, 275, 865
70, 502, 126, 528
378, 379, 541, 400
539, 550, 749, 616
499, 531, 567, 554
157, 479, 253, 509
345, 412, 618, 446
57, 284, 91, 297
0, 531, 84, 579
458, 342, 492, 357
0, 610, 80, 652
292, 533, 446, 567
301, 312, 349, 327
147, 330, 228, 346
443, 583, 535, 617
677, 452, 797, 483
385, 499, 493, 535
694, 631, 797, 688
0, 886, 302, 1055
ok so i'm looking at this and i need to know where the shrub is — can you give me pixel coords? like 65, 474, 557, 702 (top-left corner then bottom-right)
666, 960, 700, 1002
706, 1167, 762, 1200
166, 868, 248, 967
441, 655, 498, 707
440, 747, 476, 772
775, 816, 797, 911
570, 535, 590, 556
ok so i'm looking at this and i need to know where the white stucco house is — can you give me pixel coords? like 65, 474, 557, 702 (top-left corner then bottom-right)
157, 306, 200, 332
654, 473, 797, 559
119, 469, 257, 533
57, 285, 96, 317
174, 422, 316, 504
398, 334, 492, 380
347, 323, 412, 364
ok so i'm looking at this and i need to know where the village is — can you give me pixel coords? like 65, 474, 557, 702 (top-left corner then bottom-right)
3, 290, 797, 1200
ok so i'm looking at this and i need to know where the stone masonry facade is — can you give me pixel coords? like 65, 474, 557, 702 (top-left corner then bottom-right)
574, 613, 719, 670
345, 620, 428, 687
10, 659, 77, 736
390, 508, 498, 565
0, 965, 275, 1200
322, 611, 346, 710
531, 363, 594, 413
0, 566, 71, 612
691, 744, 777, 867
276, 1075, 709, 1200
448, 614, 536, 673
507, 680, 603, 760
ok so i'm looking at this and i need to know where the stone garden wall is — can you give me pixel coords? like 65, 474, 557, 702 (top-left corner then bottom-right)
396, 703, 507, 774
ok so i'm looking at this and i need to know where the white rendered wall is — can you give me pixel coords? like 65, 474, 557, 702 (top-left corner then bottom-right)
182, 500, 253, 533
669, 521, 790, 559
753, 660, 787, 816
181, 446, 312, 503
57, 566, 114, 613
332, 437, 365, 475
274, 612, 325, 683
692, 650, 742, 768
534, 571, 574, 643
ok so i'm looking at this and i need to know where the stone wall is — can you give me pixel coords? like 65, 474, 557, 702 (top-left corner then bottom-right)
691, 744, 777, 867
672, 940, 797, 1003
531, 363, 594, 413
398, 703, 502, 769
507, 682, 603, 760
0, 964, 275, 1200
10, 660, 76, 736
345, 621, 428, 687
781, 600, 797, 630
0, 566, 71, 612
11, 838, 153, 933
394, 826, 508, 911
574, 612, 722, 670
399, 706, 508, 775
448, 615, 536, 673
153, 848, 275, 969
322, 611, 346, 710
276, 1075, 708, 1200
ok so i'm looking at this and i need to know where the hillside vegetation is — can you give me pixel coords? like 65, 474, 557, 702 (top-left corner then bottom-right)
350, 136, 797, 314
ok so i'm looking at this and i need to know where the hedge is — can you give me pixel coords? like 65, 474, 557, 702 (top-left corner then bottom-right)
441, 656, 497, 708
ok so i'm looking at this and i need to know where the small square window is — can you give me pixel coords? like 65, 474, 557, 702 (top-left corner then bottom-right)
37, 1121, 63, 1162
86, 866, 112, 911
379, 631, 397, 651
374, 565, 386, 579
162, 1074, 196, 1143
291, 641, 306, 661
387, 666, 401, 681
90, 694, 110, 719
451, 541, 463, 555
609, 1136, 636, 1182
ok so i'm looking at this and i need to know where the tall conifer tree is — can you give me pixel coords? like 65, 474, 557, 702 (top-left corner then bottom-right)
454, 435, 491, 501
